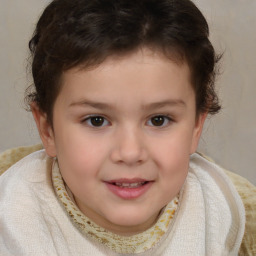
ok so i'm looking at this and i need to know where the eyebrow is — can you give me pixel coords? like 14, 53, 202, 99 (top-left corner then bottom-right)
69, 100, 114, 110
142, 100, 186, 110
69, 99, 186, 110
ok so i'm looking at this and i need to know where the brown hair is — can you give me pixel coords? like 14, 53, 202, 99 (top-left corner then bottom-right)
26, 0, 221, 125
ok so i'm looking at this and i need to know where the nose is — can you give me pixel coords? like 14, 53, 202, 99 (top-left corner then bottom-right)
110, 126, 148, 166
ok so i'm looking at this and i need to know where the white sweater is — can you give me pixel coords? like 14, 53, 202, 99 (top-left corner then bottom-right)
0, 150, 245, 255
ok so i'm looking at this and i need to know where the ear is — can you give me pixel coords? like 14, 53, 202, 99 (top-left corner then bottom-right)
31, 102, 57, 157
190, 112, 208, 154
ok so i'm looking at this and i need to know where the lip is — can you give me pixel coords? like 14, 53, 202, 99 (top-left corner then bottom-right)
104, 179, 153, 200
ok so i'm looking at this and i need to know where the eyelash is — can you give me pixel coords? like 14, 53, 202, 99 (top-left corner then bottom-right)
81, 114, 174, 128
146, 115, 173, 127
81, 115, 110, 127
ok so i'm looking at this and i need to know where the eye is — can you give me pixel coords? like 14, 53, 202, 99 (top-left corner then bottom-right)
147, 115, 172, 127
83, 116, 110, 127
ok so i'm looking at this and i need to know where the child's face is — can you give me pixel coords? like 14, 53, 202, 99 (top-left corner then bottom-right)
35, 48, 206, 235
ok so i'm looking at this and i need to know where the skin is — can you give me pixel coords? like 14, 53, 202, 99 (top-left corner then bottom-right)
32, 48, 207, 236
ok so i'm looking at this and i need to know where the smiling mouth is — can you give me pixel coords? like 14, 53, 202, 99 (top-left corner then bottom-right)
105, 179, 153, 199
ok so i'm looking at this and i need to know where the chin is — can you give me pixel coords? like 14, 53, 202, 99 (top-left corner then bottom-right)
106, 210, 156, 231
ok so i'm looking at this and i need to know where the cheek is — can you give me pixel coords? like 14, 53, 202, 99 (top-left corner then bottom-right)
150, 129, 193, 162
56, 141, 104, 199
159, 151, 189, 199
150, 133, 191, 190
158, 147, 190, 181
58, 143, 105, 176
55, 122, 104, 158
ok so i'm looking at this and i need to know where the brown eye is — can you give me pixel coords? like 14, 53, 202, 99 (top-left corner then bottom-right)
84, 116, 109, 127
147, 115, 171, 127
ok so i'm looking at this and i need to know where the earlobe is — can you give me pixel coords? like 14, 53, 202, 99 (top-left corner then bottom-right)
30, 102, 57, 157
190, 112, 208, 154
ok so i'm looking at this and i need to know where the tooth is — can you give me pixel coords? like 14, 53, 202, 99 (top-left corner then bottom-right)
130, 183, 139, 187
113, 182, 146, 188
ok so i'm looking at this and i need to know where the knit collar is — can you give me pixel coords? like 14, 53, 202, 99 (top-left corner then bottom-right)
52, 159, 179, 254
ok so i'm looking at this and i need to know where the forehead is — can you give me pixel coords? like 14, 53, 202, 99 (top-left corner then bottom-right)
59, 48, 194, 107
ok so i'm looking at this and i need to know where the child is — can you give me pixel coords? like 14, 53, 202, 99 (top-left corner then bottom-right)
0, 0, 254, 255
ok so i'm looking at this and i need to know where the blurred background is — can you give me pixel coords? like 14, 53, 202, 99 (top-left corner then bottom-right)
0, 0, 255, 184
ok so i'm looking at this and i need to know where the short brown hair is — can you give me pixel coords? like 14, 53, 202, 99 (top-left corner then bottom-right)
26, 0, 221, 124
